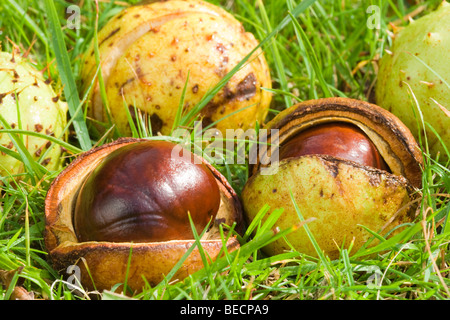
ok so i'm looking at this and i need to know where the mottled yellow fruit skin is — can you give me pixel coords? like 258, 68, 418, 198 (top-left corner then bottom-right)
81, 0, 272, 136
375, 2, 450, 160
0, 52, 67, 179
242, 155, 417, 259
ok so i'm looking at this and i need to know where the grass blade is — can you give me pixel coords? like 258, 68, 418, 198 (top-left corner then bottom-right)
44, 0, 92, 151
0, 129, 82, 154
289, 189, 336, 280
288, 11, 332, 98
258, 0, 292, 108
6, 0, 47, 45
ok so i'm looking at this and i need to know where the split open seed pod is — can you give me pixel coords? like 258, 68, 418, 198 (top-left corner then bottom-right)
44, 138, 243, 292
242, 97, 423, 259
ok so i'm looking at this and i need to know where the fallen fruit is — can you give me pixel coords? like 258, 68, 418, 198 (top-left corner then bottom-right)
375, 1, 450, 160
242, 97, 423, 259
81, 0, 272, 136
44, 138, 243, 292
0, 50, 67, 180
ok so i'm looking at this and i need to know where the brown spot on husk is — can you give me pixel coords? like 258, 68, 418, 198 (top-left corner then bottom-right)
35, 124, 43, 132
369, 172, 382, 187
202, 117, 213, 128
99, 27, 121, 47
236, 73, 257, 101
321, 157, 339, 178
150, 113, 163, 135
119, 78, 135, 95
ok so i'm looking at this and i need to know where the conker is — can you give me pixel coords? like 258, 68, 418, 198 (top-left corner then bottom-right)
242, 97, 423, 259
45, 138, 243, 291
73, 140, 221, 243
279, 122, 389, 171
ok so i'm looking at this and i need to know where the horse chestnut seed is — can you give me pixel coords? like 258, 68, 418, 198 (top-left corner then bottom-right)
73, 140, 221, 243
279, 122, 389, 171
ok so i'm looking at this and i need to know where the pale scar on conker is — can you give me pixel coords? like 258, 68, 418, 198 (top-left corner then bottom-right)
73, 140, 221, 243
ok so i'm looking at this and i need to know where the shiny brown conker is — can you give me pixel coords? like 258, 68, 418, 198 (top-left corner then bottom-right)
73, 140, 221, 243
279, 122, 389, 171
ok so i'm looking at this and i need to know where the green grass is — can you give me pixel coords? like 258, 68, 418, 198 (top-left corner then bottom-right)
0, 0, 449, 300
